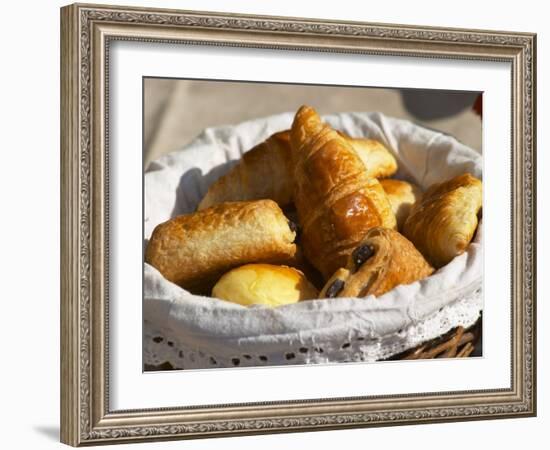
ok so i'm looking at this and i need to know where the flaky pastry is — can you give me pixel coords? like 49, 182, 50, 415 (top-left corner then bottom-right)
320, 227, 434, 298
403, 173, 482, 268
290, 105, 396, 278
145, 200, 298, 292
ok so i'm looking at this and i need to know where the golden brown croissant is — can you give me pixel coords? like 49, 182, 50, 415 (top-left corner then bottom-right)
290, 105, 397, 278
337, 131, 397, 179
145, 200, 298, 292
319, 227, 434, 298
403, 173, 482, 268
212, 264, 318, 307
198, 129, 397, 210
198, 131, 294, 210
380, 179, 422, 230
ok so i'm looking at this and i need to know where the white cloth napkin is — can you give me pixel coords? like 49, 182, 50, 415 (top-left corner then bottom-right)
143, 112, 482, 367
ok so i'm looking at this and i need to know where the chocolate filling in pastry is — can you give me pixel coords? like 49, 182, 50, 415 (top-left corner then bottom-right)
352, 244, 375, 269
325, 278, 345, 298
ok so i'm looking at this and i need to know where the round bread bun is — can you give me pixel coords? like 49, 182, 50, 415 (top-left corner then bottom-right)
212, 264, 318, 307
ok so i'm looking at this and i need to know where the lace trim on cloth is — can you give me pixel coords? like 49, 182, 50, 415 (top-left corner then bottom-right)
144, 287, 482, 370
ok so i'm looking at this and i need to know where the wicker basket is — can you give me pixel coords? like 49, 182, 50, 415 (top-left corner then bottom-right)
386, 317, 482, 360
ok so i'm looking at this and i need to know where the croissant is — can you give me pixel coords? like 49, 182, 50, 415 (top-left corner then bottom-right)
337, 131, 397, 179
145, 200, 298, 293
403, 173, 482, 268
319, 227, 434, 298
290, 105, 397, 278
380, 179, 422, 230
198, 131, 294, 210
198, 129, 397, 210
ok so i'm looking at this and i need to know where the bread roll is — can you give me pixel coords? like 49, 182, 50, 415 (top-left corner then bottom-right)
212, 264, 318, 307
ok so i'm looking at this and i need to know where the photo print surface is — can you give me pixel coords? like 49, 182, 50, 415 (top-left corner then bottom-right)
142, 78, 483, 371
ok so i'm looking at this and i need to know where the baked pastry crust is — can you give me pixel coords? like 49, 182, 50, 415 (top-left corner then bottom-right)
290, 105, 397, 278
319, 227, 434, 298
338, 131, 397, 179
198, 131, 294, 210
212, 263, 318, 307
403, 173, 482, 268
145, 200, 297, 292
198, 129, 397, 211
380, 179, 422, 230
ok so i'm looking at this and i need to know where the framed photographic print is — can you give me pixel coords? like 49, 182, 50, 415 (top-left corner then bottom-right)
60, 3, 536, 446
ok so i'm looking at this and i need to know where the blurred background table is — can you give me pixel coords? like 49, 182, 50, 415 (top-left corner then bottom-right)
143, 79, 482, 169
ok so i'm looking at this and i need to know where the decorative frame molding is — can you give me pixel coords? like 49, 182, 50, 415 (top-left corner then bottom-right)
60, 3, 536, 446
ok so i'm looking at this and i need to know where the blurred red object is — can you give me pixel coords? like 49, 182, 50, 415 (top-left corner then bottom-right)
473, 94, 482, 117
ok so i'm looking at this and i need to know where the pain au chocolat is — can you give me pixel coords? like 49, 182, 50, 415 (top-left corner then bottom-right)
320, 227, 434, 298
145, 200, 298, 293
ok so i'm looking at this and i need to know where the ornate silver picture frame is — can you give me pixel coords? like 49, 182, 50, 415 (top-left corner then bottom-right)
61, 3, 536, 446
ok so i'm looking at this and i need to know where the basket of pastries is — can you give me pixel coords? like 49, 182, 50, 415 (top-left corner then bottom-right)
144, 105, 482, 370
